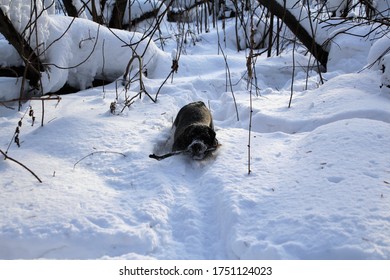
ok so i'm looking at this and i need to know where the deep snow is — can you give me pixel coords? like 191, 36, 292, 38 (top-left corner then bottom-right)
1, 3, 390, 260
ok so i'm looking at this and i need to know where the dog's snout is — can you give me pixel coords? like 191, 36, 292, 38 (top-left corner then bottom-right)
191, 143, 202, 153
189, 141, 207, 160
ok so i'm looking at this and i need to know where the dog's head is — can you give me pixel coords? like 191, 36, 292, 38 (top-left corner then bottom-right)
182, 124, 217, 160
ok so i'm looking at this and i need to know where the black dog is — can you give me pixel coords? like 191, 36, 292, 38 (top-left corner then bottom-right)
172, 101, 218, 160
149, 101, 218, 161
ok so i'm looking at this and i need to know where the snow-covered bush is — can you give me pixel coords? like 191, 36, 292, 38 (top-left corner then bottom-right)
40, 16, 168, 93
0, 0, 169, 100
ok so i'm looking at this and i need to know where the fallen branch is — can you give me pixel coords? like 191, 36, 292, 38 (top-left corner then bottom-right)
0, 149, 42, 183
73, 150, 127, 169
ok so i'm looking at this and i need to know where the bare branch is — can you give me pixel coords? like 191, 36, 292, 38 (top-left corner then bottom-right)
1, 149, 42, 183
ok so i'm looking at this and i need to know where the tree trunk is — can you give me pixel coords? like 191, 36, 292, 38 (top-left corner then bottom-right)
257, 0, 329, 71
109, 0, 128, 29
62, 0, 80, 17
91, 0, 106, 25
0, 8, 44, 87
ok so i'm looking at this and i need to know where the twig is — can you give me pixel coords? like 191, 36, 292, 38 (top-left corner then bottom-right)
247, 14, 256, 176
218, 43, 239, 121
0, 101, 15, 110
289, 38, 296, 108
120, 54, 155, 112
73, 151, 127, 169
0, 149, 42, 183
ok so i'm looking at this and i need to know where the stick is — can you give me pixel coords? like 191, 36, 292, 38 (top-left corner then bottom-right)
149, 150, 183, 161
0, 149, 42, 183
149, 144, 220, 161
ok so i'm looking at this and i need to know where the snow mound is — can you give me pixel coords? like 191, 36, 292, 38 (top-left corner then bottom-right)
40, 16, 169, 93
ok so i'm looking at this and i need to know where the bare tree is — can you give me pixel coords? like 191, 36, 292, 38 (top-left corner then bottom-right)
62, 0, 80, 17
109, 0, 128, 28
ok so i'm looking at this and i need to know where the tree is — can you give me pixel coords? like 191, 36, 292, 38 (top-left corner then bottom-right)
109, 0, 128, 28
257, 0, 329, 70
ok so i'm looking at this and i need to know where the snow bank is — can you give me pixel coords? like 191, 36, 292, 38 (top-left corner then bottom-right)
39, 15, 169, 93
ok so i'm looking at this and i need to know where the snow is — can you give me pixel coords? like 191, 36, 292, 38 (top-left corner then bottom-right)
368, 32, 390, 92
38, 15, 169, 93
1, 2, 390, 260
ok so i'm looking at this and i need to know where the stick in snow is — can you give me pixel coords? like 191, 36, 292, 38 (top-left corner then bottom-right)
149, 150, 183, 161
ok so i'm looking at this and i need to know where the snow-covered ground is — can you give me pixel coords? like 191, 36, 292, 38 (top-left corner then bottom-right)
1, 5, 390, 259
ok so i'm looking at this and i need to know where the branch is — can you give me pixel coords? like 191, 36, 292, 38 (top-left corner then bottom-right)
0, 149, 42, 183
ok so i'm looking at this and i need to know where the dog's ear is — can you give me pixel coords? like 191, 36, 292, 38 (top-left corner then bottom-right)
206, 127, 217, 146
208, 127, 216, 139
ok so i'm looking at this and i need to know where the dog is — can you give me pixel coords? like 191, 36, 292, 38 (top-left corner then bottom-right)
172, 101, 218, 160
